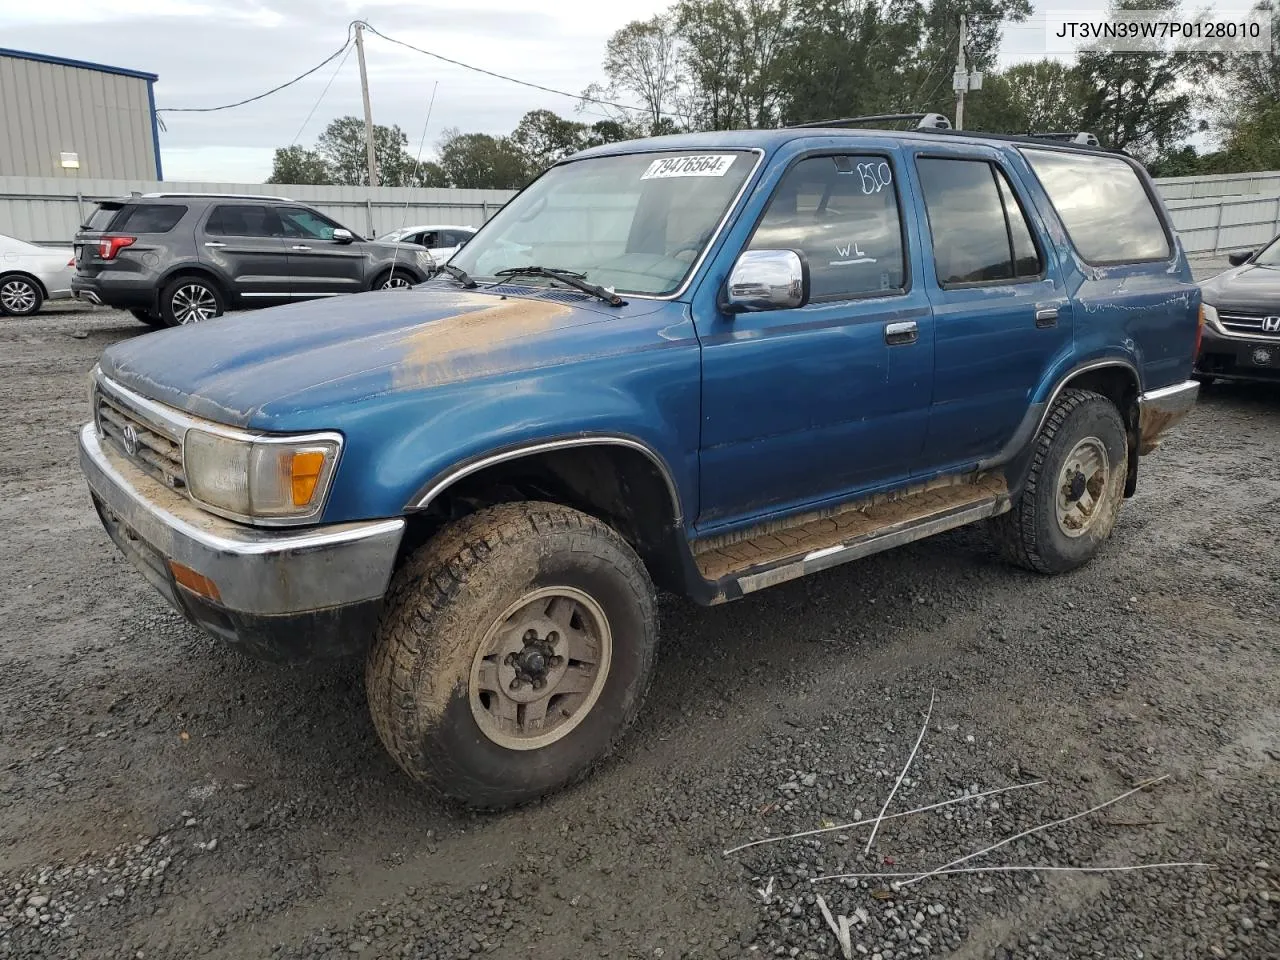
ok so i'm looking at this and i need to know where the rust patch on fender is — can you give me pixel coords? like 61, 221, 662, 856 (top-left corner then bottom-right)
391, 297, 575, 390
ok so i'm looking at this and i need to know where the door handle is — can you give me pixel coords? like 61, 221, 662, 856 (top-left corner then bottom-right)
203, 241, 226, 248
1035, 307, 1059, 328
291, 245, 312, 251
884, 320, 919, 345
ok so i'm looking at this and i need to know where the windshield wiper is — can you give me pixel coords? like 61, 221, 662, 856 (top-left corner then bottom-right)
439, 263, 476, 288
494, 266, 625, 307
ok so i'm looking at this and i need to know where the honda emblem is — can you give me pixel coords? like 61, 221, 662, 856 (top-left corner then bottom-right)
1263, 316, 1280, 333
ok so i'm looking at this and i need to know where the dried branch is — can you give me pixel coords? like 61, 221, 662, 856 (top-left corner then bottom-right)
810, 861, 1214, 883
723, 780, 1046, 856
894, 775, 1170, 890
866, 690, 936, 854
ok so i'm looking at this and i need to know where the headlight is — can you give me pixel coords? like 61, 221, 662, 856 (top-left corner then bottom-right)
414, 249, 435, 270
1201, 302, 1220, 331
183, 430, 341, 523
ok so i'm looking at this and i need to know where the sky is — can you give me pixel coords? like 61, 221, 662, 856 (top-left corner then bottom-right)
0, 0, 1256, 182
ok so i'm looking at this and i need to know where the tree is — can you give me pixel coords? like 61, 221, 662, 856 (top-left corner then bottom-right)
1207, 2, 1280, 171
598, 16, 685, 133
267, 145, 333, 185
676, 0, 790, 130
964, 60, 1087, 135
511, 110, 593, 173
1073, 0, 1197, 159
314, 117, 427, 187
436, 129, 532, 189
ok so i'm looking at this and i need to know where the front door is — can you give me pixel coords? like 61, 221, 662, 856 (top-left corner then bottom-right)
908, 148, 1073, 473
278, 207, 368, 298
199, 203, 293, 305
694, 150, 934, 529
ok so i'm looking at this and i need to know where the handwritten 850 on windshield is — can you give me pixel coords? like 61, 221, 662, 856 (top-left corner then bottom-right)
1043, 11, 1271, 54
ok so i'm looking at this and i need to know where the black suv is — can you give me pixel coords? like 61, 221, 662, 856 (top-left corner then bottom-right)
72, 194, 436, 327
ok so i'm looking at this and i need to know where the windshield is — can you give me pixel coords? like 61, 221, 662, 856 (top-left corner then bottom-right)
377, 230, 408, 242
449, 150, 757, 296
1253, 237, 1280, 267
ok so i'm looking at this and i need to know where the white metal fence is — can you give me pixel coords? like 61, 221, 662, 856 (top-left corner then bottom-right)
3, 171, 1279, 257
0, 176, 517, 244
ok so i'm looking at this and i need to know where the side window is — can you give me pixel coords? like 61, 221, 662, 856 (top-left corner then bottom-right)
114, 204, 187, 234
446, 230, 472, 246
205, 205, 280, 238
279, 208, 342, 241
749, 154, 906, 300
916, 158, 1041, 286
420, 231, 441, 248
1023, 149, 1170, 263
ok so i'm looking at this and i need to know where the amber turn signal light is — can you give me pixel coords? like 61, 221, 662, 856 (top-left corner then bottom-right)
290, 450, 328, 506
169, 561, 221, 603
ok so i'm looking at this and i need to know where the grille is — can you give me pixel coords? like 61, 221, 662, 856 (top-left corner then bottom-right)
96, 390, 187, 488
1218, 310, 1280, 338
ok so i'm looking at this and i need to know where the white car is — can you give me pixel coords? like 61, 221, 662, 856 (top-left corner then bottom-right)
376, 224, 476, 267
0, 233, 75, 316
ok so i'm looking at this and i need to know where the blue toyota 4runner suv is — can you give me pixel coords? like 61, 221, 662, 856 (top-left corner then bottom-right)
79, 119, 1201, 808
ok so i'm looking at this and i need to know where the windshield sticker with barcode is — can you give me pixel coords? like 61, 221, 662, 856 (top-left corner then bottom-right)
641, 155, 736, 180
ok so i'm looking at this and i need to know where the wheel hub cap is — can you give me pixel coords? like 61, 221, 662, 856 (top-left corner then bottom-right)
469, 587, 612, 750
1, 280, 36, 313
172, 285, 217, 324
1055, 437, 1110, 538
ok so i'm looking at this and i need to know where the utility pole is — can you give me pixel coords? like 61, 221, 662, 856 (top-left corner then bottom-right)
954, 14, 968, 131
355, 23, 380, 189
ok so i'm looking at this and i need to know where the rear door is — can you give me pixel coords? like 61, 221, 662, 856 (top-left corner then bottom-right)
907, 147, 1073, 473
199, 204, 292, 304
278, 207, 367, 297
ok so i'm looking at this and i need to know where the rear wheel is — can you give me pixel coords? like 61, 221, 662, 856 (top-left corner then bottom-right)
0, 275, 43, 317
367, 502, 657, 809
160, 276, 224, 326
993, 388, 1129, 574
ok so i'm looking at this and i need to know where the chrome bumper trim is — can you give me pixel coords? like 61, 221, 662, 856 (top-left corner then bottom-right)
79, 424, 404, 615
1137, 380, 1198, 454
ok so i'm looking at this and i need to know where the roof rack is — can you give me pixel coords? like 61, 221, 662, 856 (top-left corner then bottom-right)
788, 112, 952, 130
1026, 132, 1100, 147
137, 192, 296, 201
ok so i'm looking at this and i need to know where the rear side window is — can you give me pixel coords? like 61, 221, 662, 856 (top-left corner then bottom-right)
446, 230, 473, 246
916, 157, 1043, 286
1023, 149, 1170, 263
749, 154, 907, 300
86, 203, 123, 231
206, 205, 281, 238
113, 204, 187, 234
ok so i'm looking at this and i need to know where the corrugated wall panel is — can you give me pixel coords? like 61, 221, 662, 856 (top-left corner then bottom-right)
0, 176, 516, 242
0, 55, 155, 180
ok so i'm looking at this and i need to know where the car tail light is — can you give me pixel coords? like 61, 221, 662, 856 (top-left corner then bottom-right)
98, 236, 136, 260
67, 257, 75, 267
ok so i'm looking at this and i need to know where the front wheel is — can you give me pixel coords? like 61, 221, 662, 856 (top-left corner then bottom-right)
0, 275, 43, 316
993, 388, 1129, 574
367, 502, 657, 809
375, 269, 417, 290
159, 276, 224, 326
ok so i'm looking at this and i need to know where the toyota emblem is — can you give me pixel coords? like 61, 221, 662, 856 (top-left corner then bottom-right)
122, 423, 139, 457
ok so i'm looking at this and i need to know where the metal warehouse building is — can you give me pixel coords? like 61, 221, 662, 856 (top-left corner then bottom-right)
0, 48, 161, 180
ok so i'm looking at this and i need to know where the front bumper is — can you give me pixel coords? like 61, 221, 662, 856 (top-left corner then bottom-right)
1137, 380, 1199, 455
1195, 323, 1280, 383
79, 424, 405, 661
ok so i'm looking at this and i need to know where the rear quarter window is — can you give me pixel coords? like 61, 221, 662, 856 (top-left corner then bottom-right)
85, 204, 123, 231
1022, 149, 1170, 264
112, 204, 188, 234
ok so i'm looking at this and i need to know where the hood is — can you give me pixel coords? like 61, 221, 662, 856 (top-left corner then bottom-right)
1200, 263, 1280, 310
99, 287, 621, 427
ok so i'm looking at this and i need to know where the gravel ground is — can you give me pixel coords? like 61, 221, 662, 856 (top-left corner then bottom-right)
1, 299, 1277, 960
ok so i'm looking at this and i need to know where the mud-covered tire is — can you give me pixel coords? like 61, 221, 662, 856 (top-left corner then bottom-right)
993, 388, 1129, 574
367, 502, 657, 809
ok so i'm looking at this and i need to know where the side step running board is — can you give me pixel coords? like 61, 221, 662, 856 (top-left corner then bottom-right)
694, 475, 1010, 603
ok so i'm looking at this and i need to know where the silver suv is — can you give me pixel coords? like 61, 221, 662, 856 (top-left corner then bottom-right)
71, 193, 436, 327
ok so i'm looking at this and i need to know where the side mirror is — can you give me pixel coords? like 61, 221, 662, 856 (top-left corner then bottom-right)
1228, 249, 1254, 266
332, 228, 355, 244
723, 249, 809, 313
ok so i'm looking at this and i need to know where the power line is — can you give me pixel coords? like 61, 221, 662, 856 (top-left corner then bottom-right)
356, 20, 671, 118
289, 41, 355, 148
158, 27, 354, 114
